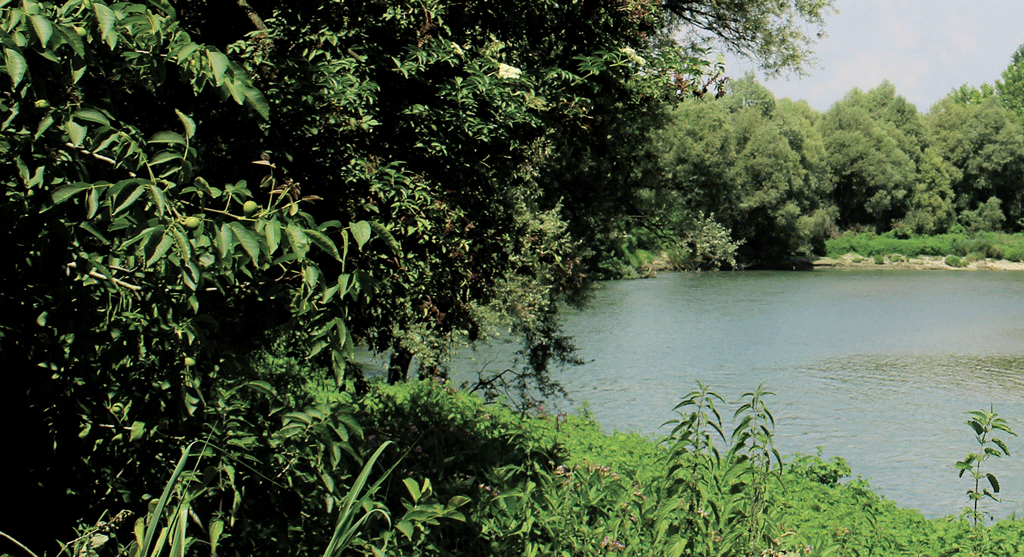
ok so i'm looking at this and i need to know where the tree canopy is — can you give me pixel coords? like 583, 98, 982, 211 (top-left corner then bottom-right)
0, 0, 845, 553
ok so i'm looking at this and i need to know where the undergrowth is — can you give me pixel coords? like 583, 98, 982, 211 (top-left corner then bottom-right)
352, 380, 1024, 557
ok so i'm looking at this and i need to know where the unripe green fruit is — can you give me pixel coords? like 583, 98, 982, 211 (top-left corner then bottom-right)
183, 216, 201, 229
184, 357, 196, 367
243, 200, 259, 215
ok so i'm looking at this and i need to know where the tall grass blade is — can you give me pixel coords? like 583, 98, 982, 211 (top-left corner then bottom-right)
323, 441, 396, 557
141, 441, 198, 557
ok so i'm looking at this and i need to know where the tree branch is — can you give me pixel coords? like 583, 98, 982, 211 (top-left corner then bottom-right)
236, 0, 271, 45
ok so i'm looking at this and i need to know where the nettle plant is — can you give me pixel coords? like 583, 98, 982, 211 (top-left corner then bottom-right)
654, 383, 784, 557
955, 407, 1017, 527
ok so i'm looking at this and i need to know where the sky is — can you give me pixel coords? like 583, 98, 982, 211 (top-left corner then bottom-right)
719, 0, 1024, 113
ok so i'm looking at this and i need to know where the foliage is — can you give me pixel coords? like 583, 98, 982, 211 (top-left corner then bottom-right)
955, 407, 1017, 528
664, 0, 836, 76
0, 0, 728, 551
996, 44, 1024, 117
825, 231, 1024, 262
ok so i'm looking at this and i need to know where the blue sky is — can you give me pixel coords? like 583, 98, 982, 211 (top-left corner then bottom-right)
719, 0, 1024, 113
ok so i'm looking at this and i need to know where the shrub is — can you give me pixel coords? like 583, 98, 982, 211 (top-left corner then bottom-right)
874, 254, 885, 264
945, 255, 967, 268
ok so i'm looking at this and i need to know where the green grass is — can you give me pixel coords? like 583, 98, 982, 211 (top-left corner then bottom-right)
826, 231, 1024, 262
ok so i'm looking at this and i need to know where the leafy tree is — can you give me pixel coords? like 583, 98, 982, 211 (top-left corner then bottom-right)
926, 95, 1024, 229
949, 82, 997, 106
902, 147, 960, 234
996, 44, 1024, 116
819, 86, 918, 229
0, 0, 388, 553
653, 77, 835, 265
664, 0, 836, 76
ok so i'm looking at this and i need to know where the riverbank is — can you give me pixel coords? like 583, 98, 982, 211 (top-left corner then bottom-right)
809, 253, 1024, 271
639, 252, 1024, 275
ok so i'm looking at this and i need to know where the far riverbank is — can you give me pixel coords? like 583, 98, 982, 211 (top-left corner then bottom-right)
809, 253, 1024, 271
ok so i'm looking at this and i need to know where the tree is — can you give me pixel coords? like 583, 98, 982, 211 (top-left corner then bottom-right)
664, 0, 836, 76
818, 86, 918, 230
996, 44, 1024, 116
902, 147, 960, 234
926, 95, 1024, 229
0, 1, 383, 553
653, 77, 835, 265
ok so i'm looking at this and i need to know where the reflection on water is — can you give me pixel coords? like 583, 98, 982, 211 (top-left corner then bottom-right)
547, 270, 1024, 519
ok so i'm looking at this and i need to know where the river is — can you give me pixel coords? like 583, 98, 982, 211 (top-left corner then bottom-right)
450, 269, 1024, 519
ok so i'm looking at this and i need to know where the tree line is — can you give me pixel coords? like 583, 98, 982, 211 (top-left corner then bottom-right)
614, 48, 1024, 271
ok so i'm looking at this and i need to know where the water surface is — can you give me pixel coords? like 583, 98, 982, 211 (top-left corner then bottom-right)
550, 270, 1024, 519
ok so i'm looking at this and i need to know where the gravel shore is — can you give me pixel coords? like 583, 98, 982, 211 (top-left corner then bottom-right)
810, 253, 1024, 271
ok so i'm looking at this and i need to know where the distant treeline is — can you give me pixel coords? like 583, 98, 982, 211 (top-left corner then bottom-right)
596, 46, 1024, 275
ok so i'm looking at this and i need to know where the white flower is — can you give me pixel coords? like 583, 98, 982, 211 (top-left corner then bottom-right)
620, 46, 645, 66
497, 63, 522, 79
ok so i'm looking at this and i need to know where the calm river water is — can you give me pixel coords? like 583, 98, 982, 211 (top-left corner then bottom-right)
447, 269, 1024, 519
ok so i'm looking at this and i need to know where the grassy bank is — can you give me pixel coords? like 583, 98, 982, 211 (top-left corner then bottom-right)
826, 231, 1024, 263
352, 380, 1024, 557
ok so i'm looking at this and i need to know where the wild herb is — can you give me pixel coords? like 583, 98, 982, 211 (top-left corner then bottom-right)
956, 407, 1017, 527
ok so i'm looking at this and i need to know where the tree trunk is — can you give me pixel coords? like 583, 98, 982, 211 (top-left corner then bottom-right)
387, 347, 413, 384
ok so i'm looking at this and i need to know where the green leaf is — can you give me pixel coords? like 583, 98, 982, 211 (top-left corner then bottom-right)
243, 84, 270, 120
34, 114, 53, 140
403, 478, 422, 502
446, 495, 471, 509
212, 223, 232, 259
129, 421, 146, 442
174, 109, 196, 139
173, 41, 201, 62
208, 518, 224, 556
987, 473, 1001, 493
170, 226, 192, 261
51, 183, 91, 204
228, 222, 260, 262
306, 228, 341, 261
73, 108, 110, 126
396, 520, 414, 540
350, 220, 371, 250
4, 47, 26, 88
28, 15, 53, 47
369, 221, 401, 254
112, 184, 145, 215
245, 381, 275, 396
286, 223, 309, 260
59, 25, 85, 58
149, 150, 183, 165
146, 230, 174, 266
146, 182, 166, 216
93, 3, 117, 49
264, 217, 281, 255
86, 187, 100, 218
207, 50, 230, 86
149, 130, 187, 145
66, 120, 87, 146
